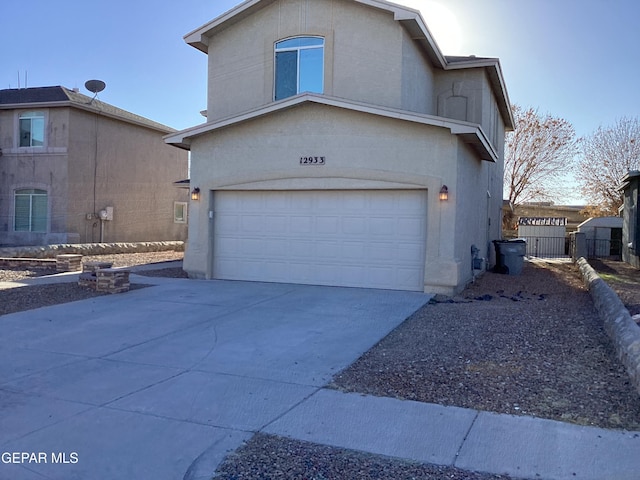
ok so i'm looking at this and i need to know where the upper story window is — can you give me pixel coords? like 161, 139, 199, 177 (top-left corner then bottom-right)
275, 37, 324, 100
19, 111, 45, 147
14, 189, 48, 232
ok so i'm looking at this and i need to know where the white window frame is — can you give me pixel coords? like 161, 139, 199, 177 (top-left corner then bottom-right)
14, 188, 48, 232
18, 110, 46, 148
174, 201, 188, 224
274, 36, 324, 100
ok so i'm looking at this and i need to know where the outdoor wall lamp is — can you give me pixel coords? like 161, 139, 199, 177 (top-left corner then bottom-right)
439, 185, 449, 201
191, 187, 201, 201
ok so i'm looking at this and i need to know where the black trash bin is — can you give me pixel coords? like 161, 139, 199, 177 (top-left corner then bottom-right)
493, 239, 526, 275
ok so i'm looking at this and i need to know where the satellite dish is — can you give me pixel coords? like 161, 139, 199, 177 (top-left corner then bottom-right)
85, 79, 106, 94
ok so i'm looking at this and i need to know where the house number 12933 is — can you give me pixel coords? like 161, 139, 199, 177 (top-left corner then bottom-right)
300, 156, 325, 165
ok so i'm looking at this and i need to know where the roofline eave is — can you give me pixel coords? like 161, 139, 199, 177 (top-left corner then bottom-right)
444, 59, 514, 131
0, 100, 175, 134
164, 93, 497, 161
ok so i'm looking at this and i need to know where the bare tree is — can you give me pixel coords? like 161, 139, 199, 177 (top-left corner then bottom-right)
504, 105, 579, 206
578, 116, 640, 216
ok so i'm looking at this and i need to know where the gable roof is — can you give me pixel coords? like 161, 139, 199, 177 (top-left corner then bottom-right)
0, 86, 176, 133
164, 92, 498, 162
183, 0, 513, 129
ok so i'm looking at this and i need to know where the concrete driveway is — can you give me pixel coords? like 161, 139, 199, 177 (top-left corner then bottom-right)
0, 278, 429, 479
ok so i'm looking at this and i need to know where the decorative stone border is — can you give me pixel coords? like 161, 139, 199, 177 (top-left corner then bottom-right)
0, 255, 82, 272
0, 257, 57, 269
576, 257, 640, 396
0, 241, 184, 259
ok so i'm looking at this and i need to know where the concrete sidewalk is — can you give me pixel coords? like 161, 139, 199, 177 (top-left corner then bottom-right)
1, 273, 639, 479
262, 389, 640, 480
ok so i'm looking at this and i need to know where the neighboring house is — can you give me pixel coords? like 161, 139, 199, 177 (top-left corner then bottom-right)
0, 86, 189, 246
165, 0, 514, 294
621, 171, 640, 268
577, 216, 623, 259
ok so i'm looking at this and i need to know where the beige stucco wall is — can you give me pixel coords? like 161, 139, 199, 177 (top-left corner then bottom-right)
206, 0, 437, 122
0, 106, 189, 246
434, 68, 504, 151
0, 108, 71, 245
66, 109, 188, 244
184, 102, 498, 294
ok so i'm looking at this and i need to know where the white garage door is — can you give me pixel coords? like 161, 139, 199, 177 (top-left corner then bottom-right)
213, 190, 427, 291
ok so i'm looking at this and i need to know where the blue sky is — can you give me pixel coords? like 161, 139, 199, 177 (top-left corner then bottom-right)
2, 1, 638, 163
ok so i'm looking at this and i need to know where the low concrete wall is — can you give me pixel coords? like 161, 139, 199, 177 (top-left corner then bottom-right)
0, 241, 184, 259
577, 257, 640, 395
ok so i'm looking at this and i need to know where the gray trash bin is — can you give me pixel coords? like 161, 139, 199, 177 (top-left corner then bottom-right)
493, 239, 526, 275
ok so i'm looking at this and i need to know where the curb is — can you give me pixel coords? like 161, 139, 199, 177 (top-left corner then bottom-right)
576, 257, 640, 396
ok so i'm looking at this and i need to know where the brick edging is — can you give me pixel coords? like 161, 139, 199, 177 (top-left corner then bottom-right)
0, 241, 184, 259
576, 257, 640, 395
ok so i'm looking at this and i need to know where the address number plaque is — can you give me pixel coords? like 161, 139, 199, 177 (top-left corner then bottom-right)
300, 156, 325, 165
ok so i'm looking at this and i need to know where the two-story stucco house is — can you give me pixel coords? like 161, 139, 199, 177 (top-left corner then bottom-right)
0, 86, 189, 246
165, 0, 513, 295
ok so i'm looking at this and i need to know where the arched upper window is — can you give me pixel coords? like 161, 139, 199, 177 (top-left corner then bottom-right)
275, 37, 324, 100
19, 111, 45, 147
14, 189, 48, 232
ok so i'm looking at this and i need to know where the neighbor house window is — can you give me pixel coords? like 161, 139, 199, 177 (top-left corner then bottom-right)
19, 111, 45, 147
275, 36, 324, 100
15, 189, 48, 232
174, 202, 188, 224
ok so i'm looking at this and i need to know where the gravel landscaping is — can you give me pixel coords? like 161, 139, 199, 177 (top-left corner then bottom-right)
212, 433, 513, 480
330, 260, 640, 431
0, 251, 184, 316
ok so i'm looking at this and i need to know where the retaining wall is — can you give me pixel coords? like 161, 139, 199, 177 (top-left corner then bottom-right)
0, 241, 184, 259
577, 257, 640, 395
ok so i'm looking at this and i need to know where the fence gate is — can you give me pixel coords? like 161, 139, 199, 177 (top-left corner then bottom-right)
517, 217, 568, 259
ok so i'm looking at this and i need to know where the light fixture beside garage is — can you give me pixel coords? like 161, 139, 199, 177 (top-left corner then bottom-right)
191, 187, 201, 201
439, 185, 449, 201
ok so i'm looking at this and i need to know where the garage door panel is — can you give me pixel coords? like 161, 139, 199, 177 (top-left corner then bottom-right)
263, 261, 289, 281
397, 268, 424, 290
343, 217, 367, 235
216, 237, 240, 256
216, 215, 239, 233
315, 240, 342, 259
264, 216, 288, 232
368, 242, 397, 261
341, 242, 366, 259
239, 238, 263, 255
369, 218, 396, 236
396, 242, 425, 262
398, 218, 426, 237
291, 216, 313, 233
263, 239, 289, 257
341, 265, 368, 284
289, 239, 314, 258
317, 216, 340, 234
213, 190, 426, 291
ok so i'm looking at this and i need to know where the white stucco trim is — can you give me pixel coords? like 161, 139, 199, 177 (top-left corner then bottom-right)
204, 167, 437, 191
164, 93, 498, 162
